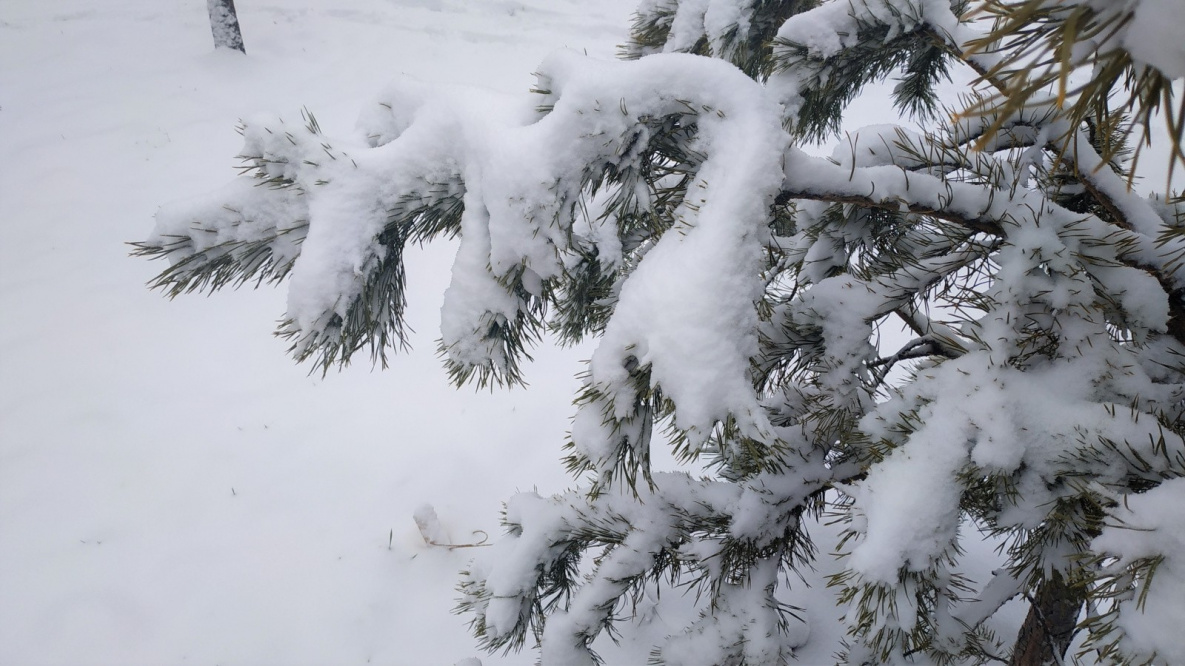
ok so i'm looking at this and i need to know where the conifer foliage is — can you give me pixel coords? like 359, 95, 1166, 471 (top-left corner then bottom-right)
136, 1, 1185, 663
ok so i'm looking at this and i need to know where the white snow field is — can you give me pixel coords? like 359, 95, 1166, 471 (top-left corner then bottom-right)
0, 1, 639, 664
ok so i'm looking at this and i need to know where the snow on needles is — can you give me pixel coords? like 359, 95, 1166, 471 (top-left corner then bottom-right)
558, 53, 788, 442
1093, 478, 1185, 664
152, 51, 788, 444
1098, 0, 1185, 79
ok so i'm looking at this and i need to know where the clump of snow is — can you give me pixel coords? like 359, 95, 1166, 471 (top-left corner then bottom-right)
830, 124, 927, 170
1112, 0, 1185, 78
1092, 478, 1185, 664
703, 0, 754, 57
775, 0, 861, 61
662, 0, 710, 53
413, 503, 450, 545
152, 178, 308, 265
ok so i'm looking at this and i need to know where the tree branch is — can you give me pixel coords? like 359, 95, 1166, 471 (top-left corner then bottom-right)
777, 187, 1006, 237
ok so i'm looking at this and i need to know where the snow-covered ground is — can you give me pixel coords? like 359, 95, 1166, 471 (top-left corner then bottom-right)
0, 2, 638, 664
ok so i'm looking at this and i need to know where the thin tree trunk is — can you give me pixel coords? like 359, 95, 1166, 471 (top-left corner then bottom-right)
1010, 571, 1082, 666
208, 0, 246, 54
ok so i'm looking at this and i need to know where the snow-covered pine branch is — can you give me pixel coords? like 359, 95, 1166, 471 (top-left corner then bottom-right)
138, 0, 1185, 664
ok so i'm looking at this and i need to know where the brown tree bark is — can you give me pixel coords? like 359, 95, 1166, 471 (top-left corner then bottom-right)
208, 0, 246, 54
1010, 571, 1082, 666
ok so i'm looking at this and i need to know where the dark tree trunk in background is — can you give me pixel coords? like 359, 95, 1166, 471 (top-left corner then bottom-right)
207, 0, 245, 54
1010, 571, 1083, 666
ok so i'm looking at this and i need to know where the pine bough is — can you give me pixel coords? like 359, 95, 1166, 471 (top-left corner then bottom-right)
136, 1, 1185, 664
